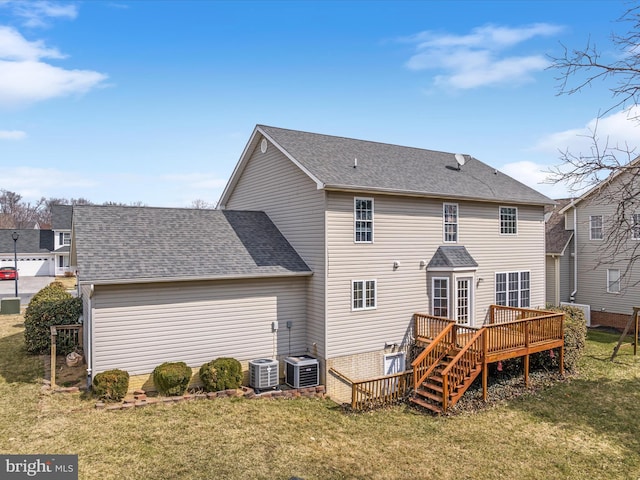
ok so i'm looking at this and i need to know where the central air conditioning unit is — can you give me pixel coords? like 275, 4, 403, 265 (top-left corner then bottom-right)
249, 358, 279, 390
285, 355, 319, 388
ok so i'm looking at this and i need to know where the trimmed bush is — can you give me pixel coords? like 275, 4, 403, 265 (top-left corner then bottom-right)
199, 357, 243, 392
153, 362, 192, 396
24, 282, 82, 354
93, 369, 129, 402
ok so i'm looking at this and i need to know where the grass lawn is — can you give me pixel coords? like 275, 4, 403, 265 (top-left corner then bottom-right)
1, 313, 639, 480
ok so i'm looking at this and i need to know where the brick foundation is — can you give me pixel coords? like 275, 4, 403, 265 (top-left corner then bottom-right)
591, 311, 633, 331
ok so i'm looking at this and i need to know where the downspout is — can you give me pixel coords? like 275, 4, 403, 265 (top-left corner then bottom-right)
570, 202, 578, 302
85, 284, 94, 390
554, 255, 560, 306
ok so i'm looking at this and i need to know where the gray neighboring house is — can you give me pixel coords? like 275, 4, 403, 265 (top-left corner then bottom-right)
219, 125, 553, 402
70, 206, 311, 391
0, 204, 73, 278
0, 229, 55, 276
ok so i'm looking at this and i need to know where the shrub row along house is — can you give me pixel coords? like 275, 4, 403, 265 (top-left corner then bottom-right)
71, 125, 553, 403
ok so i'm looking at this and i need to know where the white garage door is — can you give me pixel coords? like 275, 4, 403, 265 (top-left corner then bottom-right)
16, 256, 53, 276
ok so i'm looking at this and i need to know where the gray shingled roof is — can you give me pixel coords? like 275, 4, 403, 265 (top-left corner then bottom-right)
0, 229, 54, 254
427, 246, 478, 269
256, 125, 552, 206
51, 205, 73, 230
545, 198, 574, 255
72, 206, 312, 284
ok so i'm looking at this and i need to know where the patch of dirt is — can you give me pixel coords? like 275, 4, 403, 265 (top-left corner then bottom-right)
51, 355, 86, 388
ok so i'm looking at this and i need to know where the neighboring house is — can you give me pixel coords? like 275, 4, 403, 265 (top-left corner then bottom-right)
558, 165, 640, 329
545, 198, 574, 307
70, 207, 312, 391
218, 125, 552, 401
51, 205, 73, 276
0, 205, 73, 278
71, 125, 553, 401
0, 229, 55, 276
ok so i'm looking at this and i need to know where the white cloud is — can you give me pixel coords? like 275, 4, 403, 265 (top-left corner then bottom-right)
2, 167, 96, 200
402, 23, 563, 89
0, 26, 64, 60
535, 106, 640, 156
0, 27, 107, 107
1, 1, 77, 28
500, 160, 574, 199
0, 129, 26, 140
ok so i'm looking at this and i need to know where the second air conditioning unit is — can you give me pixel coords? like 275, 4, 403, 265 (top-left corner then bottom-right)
285, 355, 319, 388
249, 358, 279, 390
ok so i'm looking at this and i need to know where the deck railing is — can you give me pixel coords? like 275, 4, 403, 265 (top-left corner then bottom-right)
439, 328, 484, 412
414, 313, 454, 342
411, 321, 456, 388
484, 311, 564, 356
330, 368, 412, 410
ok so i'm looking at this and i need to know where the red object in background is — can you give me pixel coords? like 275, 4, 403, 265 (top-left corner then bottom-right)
0, 267, 18, 280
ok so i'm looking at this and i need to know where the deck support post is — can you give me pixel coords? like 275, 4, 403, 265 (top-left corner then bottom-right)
559, 346, 565, 376
50, 326, 57, 389
482, 331, 488, 401
524, 354, 530, 387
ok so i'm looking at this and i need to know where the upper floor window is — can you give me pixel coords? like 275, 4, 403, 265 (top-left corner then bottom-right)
495, 271, 530, 308
499, 207, 517, 235
633, 214, 640, 240
607, 269, 620, 293
590, 215, 603, 240
443, 203, 458, 242
352, 279, 376, 310
354, 198, 373, 243
432, 277, 449, 317
59, 232, 71, 246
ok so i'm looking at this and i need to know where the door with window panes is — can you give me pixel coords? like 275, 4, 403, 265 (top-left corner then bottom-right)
455, 277, 472, 326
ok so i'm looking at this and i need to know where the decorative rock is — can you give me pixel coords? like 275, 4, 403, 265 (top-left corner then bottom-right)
134, 401, 147, 408
121, 403, 135, 410
95, 402, 105, 409
195, 393, 207, 400
133, 389, 146, 395
134, 393, 147, 401
206, 392, 217, 400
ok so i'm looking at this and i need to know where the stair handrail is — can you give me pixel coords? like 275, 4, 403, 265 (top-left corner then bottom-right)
440, 328, 484, 411
411, 322, 456, 389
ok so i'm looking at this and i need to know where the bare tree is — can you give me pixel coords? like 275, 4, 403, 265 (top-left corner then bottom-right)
548, 2, 640, 286
189, 199, 215, 209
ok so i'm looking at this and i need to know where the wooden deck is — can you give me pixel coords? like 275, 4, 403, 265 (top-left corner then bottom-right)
411, 306, 565, 412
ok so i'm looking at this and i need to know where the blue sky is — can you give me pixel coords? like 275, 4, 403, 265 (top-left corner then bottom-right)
0, 0, 637, 207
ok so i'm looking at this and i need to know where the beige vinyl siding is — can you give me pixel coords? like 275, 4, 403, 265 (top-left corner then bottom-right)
225, 136, 326, 358
575, 199, 639, 314
546, 256, 557, 305
325, 193, 546, 359
559, 241, 574, 303
91, 278, 307, 375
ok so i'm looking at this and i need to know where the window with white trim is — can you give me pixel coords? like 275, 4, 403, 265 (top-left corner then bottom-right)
633, 214, 640, 240
352, 280, 376, 310
59, 232, 71, 246
590, 215, 603, 240
443, 203, 458, 242
499, 207, 517, 235
432, 277, 449, 317
495, 271, 530, 307
354, 198, 373, 243
456, 277, 471, 325
607, 269, 620, 293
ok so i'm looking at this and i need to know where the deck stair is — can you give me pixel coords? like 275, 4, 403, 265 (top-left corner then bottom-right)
411, 346, 483, 413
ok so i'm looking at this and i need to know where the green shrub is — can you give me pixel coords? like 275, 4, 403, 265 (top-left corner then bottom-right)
93, 369, 129, 402
530, 305, 587, 373
153, 362, 192, 396
199, 357, 243, 392
24, 283, 82, 354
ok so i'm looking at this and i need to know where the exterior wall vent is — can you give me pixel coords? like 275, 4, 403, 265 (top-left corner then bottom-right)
285, 355, 319, 388
249, 358, 279, 389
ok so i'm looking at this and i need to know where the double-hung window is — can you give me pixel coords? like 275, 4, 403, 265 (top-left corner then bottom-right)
432, 278, 449, 317
590, 215, 603, 240
607, 269, 621, 293
443, 203, 458, 242
354, 198, 373, 243
495, 271, 530, 307
352, 280, 376, 310
632, 214, 640, 240
500, 207, 517, 235
59, 232, 71, 246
